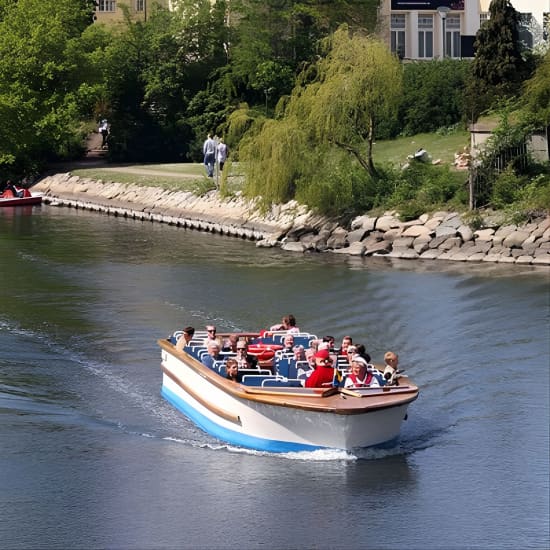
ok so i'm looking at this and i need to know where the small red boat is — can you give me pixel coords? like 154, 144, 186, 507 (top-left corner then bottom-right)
0, 187, 42, 207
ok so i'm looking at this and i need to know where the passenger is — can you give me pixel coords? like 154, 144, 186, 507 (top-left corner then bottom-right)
3, 180, 19, 198
323, 335, 336, 352
201, 341, 222, 369
305, 339, 320, 367
225, 358, 243, 383
383, 351, 400, 385
304, 349, 335, 388
270, 314, 300, 333
235, 340, 258, 370
339, 335, 353, 355
222, 333, 239, 353
345, 345, 357, 367
344, 355, 380, 388
175, 326, 195, 351
203, 324, 220, 347
293, 344, 306, 362
280, 334, 295, 354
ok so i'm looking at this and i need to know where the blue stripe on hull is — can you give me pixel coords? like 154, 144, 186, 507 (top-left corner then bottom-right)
161, 385, 324, 453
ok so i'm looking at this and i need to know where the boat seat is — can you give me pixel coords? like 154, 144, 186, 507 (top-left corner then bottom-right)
171, 331, 183, 344
275, 356, 293, 378
241, 374, 277, 386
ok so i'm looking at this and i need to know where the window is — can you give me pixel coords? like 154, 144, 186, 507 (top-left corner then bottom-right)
136, 0, 144, 11
391, 14, 406, 59
98, 0, 116, 11
479, 12, 489, 26
418, 15, 433, 59
445, 15, 461, 58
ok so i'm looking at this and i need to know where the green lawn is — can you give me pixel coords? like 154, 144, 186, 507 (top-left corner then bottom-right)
372, 130, 469, 167
67, 130, 470, 191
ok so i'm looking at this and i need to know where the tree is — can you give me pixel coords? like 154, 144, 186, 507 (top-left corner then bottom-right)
0, 0, 98, 176
467, 0, 533, 120
238, 26, 403, 212
225, 1, 380, 106
521, 49, 550, 128
291, 26, 402, 177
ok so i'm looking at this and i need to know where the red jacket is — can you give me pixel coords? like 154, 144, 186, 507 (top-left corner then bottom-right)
305, 365, 334, 388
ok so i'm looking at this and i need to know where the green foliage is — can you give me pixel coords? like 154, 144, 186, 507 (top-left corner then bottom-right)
238, 26, 403, 212
467, 0, 534, 120
227, 1, 380, 106
490, 165, 528, 208
0, 0, 101, 176
383, 161, 465, 220
521, 49, 550, 128
398, 60, 470, 136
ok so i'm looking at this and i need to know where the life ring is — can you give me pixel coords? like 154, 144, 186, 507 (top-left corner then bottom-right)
247, 343, 283, 361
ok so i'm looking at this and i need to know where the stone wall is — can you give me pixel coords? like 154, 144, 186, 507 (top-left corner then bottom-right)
34, 173, 550, 266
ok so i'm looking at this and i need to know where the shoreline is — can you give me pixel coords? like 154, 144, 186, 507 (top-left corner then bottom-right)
34, 173, 550, 266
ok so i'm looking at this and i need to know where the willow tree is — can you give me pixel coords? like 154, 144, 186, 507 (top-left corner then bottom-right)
288, 26, 403, 177
238, 26, 402, 210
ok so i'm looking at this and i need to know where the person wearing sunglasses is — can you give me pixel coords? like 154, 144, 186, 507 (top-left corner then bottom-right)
304, 349, 335, 388
203, 325, 220, 347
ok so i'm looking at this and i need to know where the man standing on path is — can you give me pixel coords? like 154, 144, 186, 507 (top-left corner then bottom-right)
203, 133, 216, 178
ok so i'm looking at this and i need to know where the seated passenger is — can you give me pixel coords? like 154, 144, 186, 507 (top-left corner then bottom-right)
175, 326, 195, 351
305, 339, 320, 367
201, 341, 222, 369
304, 349, 335, 388
383, 351, 400, 385
293, 344, 306, 362
269, 314, 300, 334
345, 345, 357, 367
225, 358, 243, 383
235, 341, 258, 370
203, 324, 221, 347
344, 355, 380, 389
339, 335, 353, 355
280, 334, 295, 354
222, 333, 239, 353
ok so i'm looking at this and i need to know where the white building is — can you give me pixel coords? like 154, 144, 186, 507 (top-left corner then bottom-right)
379, 0, 550, 61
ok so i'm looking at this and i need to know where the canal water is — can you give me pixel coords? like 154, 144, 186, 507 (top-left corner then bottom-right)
1, 205, 548, 550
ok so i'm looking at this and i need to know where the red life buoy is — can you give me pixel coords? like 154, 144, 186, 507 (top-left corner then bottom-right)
247, 343, 283, 361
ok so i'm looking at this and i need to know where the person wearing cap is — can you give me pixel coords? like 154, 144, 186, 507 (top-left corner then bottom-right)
344, 355, 380, 388
304, 349, 335, 388
235, 341, 258, 370
175, 326, 195, 351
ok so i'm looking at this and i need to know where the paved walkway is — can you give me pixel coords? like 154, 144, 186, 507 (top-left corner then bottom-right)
46, 131, 202, 179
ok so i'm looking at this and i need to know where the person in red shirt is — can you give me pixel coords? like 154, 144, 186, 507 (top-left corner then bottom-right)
305, 349, 335, 388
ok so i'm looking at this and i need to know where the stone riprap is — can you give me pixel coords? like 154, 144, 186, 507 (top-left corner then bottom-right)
34, 173, 550, 266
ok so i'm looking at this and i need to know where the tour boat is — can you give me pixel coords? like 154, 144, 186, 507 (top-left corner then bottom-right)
0, 187, 42, 207
158, 331, 419, 453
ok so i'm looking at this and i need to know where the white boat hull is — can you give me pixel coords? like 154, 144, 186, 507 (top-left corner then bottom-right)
160, 344, 417, 453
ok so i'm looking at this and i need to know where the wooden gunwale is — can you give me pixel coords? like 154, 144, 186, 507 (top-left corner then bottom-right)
159, 339, 419, 415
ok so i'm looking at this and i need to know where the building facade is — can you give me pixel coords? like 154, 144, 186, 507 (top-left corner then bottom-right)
379, 0, 550, 61
94, 0, 169, 25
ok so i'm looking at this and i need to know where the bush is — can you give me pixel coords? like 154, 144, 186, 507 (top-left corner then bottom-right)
382, 161, 466, 219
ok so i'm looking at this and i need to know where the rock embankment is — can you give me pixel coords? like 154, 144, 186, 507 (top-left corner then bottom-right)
34, 173, 550, 266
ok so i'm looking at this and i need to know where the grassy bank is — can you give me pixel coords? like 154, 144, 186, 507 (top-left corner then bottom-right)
68, 130, 470, 194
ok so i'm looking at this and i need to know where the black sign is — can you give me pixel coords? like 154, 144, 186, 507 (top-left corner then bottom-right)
391, 1, 464, 10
